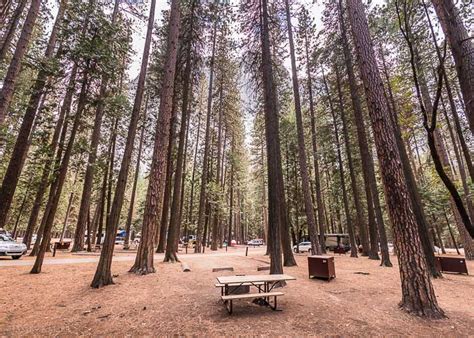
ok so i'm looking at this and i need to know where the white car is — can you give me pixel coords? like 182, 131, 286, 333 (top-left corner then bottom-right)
248, 239, 264, 246
293, 241, 312, 253
0, 235, 27, 259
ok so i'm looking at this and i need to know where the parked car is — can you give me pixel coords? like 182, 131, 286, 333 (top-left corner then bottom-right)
293, 241, 312, 253
0, 234, 27, 259
248, 239, 264, 247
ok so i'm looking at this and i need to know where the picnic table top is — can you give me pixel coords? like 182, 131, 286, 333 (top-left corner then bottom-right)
216, 274, 296, 285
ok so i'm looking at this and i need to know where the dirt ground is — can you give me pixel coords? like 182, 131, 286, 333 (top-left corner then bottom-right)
1, 247, 473, 336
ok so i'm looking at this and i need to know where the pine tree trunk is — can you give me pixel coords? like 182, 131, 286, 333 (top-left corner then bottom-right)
261, 0, 284, 275
130, 0, 180, 274
165, 2, 196, 260
431, 0, 474, 134
0, 1, 67, 229
156, 103, 178, 253
91, 0, 158, 287
338, 0, 376, 257
0, 0, 41, 127
283, 0, 316, 261
347, 0, 444, 318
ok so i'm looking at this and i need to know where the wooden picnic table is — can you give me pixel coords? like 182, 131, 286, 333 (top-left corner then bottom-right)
216, 274, 296, 314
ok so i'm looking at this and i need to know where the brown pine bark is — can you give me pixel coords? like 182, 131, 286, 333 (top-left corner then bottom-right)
379, 43, 438, 274
0, 1, 67, 229
260, 0, 283, 275
431, 0, 474, 135
91, 0, 158, 287
130, 0, 181, 274
283, 0, 317, 260
347, 0, 444, 318
165, 0, 196, 260
0, 0, 41, 127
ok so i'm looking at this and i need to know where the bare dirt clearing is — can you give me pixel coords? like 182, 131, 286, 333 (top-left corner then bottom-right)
1, 247, 473, 336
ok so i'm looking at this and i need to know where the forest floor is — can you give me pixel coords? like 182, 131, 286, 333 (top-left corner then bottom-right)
1, 246, 473, 336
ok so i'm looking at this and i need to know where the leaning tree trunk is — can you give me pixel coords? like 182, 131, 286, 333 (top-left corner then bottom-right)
130, 0, 181, 275
23, 64, 77, 249
347, 0, 444, 318
422, 2, 474, 183
379, 44, 438, 275
0, 0, 41, 128
283, 0, 317, 261
31, 70, 89, 274
0, 0, 67, 230
431, 0, 474, 135
260, 0, 284, 275
91, 0, 158, 288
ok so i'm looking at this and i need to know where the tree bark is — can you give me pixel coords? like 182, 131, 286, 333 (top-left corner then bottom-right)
130, 0, 181, 274
347, 0, 444, 318
260, 0, 284, 275
338, 0, 378, 258
91, 0, 158, 287
165, 0, 196, 261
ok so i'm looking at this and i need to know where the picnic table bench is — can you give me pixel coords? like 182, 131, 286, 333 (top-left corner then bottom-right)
216, 274, 296, 314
